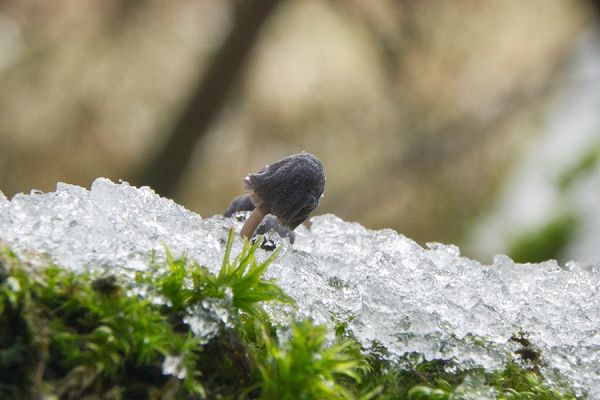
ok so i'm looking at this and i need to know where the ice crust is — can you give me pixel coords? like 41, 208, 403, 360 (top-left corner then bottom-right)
0, 178, 599, 397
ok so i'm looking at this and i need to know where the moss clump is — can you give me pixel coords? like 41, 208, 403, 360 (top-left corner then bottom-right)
357, 353, 575, 400
259, 319, 368, 400
0, 229, 298, 399
0, 230, 579, 399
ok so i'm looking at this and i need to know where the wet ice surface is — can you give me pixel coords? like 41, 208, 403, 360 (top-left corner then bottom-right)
0, 179, 225, 273
1, 179, 599, 397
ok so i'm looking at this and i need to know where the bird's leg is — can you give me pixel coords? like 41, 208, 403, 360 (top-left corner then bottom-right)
240, 207, 267, 240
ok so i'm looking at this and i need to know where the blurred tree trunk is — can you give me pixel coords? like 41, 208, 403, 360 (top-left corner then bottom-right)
135, 0, 283, 198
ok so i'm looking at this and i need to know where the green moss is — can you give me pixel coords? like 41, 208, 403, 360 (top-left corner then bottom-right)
0, 232, 580, 399
358, 355, 574, 400
0, 230, 295, 399
258, 319, 367, 400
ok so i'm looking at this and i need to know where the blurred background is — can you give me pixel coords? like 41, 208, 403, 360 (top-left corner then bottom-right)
1, 0, 600, 265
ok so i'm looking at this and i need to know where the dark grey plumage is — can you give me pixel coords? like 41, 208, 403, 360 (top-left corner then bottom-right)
243, 152, 325, 229
223, 194, 255, 217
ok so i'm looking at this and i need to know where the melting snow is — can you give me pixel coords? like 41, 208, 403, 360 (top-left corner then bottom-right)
0, 178, 598, 397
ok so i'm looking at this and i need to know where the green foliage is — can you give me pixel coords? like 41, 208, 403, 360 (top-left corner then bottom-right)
0, 230, 294, 399
215, 229, 294, 321
0, 248, 34, 396
508, 213, 578, 263
1, 256, 206, 398
408, 385, 449, 400
353, 348, 574, 400
258, 319, 367, 400
489, 362, 575, 399
138, 229, 293, 323
404, 363, 575, 400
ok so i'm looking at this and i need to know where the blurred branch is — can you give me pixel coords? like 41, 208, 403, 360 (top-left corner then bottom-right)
135, 0, 284, 198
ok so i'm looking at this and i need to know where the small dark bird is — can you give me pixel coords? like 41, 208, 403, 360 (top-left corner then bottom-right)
235, 152, 325, 240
